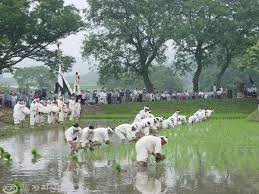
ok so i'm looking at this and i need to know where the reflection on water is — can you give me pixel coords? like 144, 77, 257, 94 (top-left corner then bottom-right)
135, 168, 167, 194
0, 125, 258, 194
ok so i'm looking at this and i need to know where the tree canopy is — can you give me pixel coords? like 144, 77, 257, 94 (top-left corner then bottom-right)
0, 0, 83, 72
82, 0, 173, 92
241, 39, 259, 72
13, 66, 56, 92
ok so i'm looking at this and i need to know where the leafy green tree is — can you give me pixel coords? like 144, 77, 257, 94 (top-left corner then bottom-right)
0, 0, 83, 72
82, 0, 173, 92
13, 66, 56, 92
172, 0, 231, 92
241, 39, 259, 71
214, 0, 259, 87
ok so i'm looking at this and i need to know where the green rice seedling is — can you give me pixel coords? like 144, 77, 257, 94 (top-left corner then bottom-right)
14, 180, 24, 191
0, 147, 4, 155
31, 149, 40, 158
3, 152, 11, 160
71, 154, 78, 162
113, 162, 122, 173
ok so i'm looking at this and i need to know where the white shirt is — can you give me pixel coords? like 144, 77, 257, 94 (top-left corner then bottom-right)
81, 127, 93, 146
136, 136, 162, 155
13, 103, 25, 120
93, 128, 110, 142
65, 127, 82, 142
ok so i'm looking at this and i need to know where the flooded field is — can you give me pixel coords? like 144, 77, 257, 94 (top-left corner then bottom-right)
0, 119, 259, 194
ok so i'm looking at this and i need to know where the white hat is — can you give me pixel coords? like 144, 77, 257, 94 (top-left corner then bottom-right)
160, 136, 168, 143
144, 106, 150, 111
107, 127, 113, 133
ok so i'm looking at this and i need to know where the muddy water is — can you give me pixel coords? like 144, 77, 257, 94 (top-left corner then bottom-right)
0, 123, 259, 194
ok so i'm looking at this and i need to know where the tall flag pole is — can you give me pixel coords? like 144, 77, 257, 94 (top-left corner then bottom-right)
55, 41, 72, 97
73, 72, 80, 97
57, 42, 63, 97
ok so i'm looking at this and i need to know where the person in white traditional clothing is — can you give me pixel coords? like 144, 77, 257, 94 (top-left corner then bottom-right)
81, 125, 94, 148
135, 135, 168, 167
115, 124, 138, 142
46, 100, 53, 124
13, 100, 26, 128
65, 123, 82, 154
74, 99, 81, 121
134, 107, 150, 123
30, 99, 38, 128
51, 101, 59, 124
92, 127, 113, 144
35, 98, 40, 124
63, 102, 69, 120
38, 100, 46, 125
58, 97, 65, 123
69, 97, 76, 121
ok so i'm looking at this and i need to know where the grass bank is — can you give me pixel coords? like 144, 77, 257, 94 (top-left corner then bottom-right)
82, 99, 257, 120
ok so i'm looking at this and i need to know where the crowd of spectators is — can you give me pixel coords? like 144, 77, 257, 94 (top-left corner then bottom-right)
79, 86, 239, 105
0, 84, 257, 108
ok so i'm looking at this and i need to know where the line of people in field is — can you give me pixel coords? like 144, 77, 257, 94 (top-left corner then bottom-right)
13, 97, 81, 128
65, 106, 214, 167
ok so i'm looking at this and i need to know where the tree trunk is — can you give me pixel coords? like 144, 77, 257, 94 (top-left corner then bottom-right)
216, 46, 232, 88
193, 59, 202, 93
143, 71, 154, 93
216, 63, 229, 88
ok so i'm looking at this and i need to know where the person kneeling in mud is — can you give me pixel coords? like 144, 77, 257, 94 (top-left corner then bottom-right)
65, 123, 82, 154
81, 125, 95, 150
92, 127, 113, 145
135, 135, 168, 167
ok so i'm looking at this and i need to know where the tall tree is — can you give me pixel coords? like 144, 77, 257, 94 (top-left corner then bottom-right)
82, 0, 173, 92
172, 0, 229, 92
241, 39, 259, 71
214, 0, 259, 87
13, 66, 56, 91
0, 0, 83, 72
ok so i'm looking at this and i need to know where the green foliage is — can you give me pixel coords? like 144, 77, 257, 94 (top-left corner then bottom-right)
14, 180, 24, 191
82, 0, 172, 92
31, 148, 41, 159
112, 162, 122, 173
241, 39, 259, 71
3, 152, 11, 160
0, 147, 4, 155
31, 149, 38, 157
199, 63, 259, 91
0, 0, 83, 71
71, 154, 78, 162
14, 66, 56, 92
172, 0, 259, 91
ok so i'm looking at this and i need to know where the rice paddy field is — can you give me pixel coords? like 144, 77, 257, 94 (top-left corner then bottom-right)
0, 99, 259, 194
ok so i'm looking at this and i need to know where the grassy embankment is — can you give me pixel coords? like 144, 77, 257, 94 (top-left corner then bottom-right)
82, 99, 257, 120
